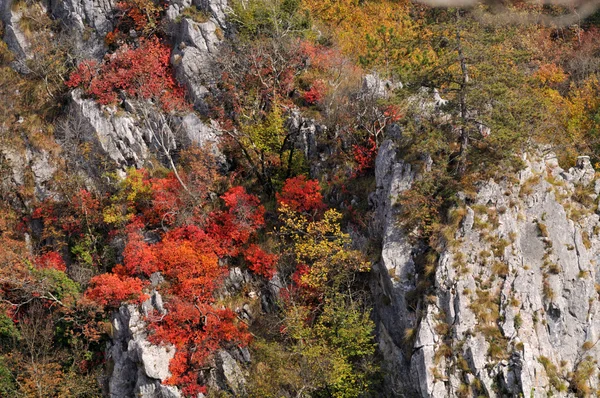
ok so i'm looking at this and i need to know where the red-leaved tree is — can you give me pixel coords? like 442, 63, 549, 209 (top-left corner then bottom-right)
85, 273, 147, 308
66, 38, 188, 112
276, 176, 325, 214
352, 136, 378, 177
86, 183, 273, 395
206, 186, 266, 257
35, 251, 67, 272
244, 244, 279, 279
303, 79, 327, 105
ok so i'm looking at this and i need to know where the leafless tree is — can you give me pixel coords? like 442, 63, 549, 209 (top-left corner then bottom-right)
138, 102, 192, 195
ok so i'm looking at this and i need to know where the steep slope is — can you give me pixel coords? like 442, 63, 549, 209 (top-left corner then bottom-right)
373, 138, 600, 397
5, 0, 600, 395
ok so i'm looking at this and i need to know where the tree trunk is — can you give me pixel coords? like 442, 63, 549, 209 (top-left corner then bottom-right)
455, 9, 470, 177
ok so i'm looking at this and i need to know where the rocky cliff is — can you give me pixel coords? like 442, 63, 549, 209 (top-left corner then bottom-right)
4, 0, 600, 394
106, 286, 249, 397
372, 138, 600, 397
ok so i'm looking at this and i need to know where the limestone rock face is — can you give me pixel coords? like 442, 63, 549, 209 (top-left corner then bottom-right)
107, 291, 180, 398
166, 0, 228, 28
108, 289, 250, 398
372, 144, 600, 397
1, 146, 57, 201
165, 0, 229, 113
172, 17, 223, 112
0, 0, 32, 61
285, 109, 329, 178
70, 90, 150, 170
213, 350, 247, 396
179, 111, 220, 148
48, 0, 114, 35
362, 74, 401, 99
194, 0, 228, 28
47, 0, 115, 58
69, 90, 219, 173
370, 138, 419, 395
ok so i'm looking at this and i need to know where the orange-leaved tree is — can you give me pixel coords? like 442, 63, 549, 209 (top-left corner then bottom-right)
86, 172, 274, 395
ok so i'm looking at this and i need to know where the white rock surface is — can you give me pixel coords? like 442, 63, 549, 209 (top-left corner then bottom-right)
107, 291, 180, 398
373, 145, 600, 397
173, 18, 223, 112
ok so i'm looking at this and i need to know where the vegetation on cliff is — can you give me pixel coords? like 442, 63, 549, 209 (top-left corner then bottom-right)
3, 0, 600, 395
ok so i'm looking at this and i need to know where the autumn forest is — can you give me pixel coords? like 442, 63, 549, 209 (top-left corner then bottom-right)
2, 0, 600, 396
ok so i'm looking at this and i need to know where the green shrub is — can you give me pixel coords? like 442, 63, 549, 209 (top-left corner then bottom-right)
0, 313, 19, 341
229, 0, 311, 39
0, 360, 16, 397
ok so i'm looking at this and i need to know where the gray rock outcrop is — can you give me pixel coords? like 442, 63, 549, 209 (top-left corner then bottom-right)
48, 0, 115, 58
1, 146, 56, 200
210, 350, 247, 396
362, 73, 401, 100
373, 143, 600, 397
108, 288, 250, 398
172, 17, 223, 112
48, 0, 114, 35
179, 108, 220, 148
166, 0, 228, 28
70, 90, 151, 170
370, 138, 419, 395
107, 291, 181, 398
285, 109, 329, 178
1, 0, 32, 60
68, 90, 220, 174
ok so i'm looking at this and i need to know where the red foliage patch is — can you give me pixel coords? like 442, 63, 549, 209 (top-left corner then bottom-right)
150, 300, 250, 395
352, 137, 378, 177
35, 251, 67, 272
144, 172, 183, 226
206, 186, 265, 257
61, 189, 103, 235
299, 40, 347, 72
116, 0, 160, 32
244, 244, 278, 279
84, 183, 263, 394
303, 79, 326, 105
155, 226, 224, 301
85, 273, 147, 308
132, 225, 250, 394
122, 228, 158, 277
66, 38, 188, 112
383, 104, 403, 123
276, 176, 325, 214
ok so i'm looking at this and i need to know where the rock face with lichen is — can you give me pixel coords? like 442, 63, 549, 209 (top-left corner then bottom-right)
372, 140, 600, 397
67, 90, 219, 174
0, 0, 31, 61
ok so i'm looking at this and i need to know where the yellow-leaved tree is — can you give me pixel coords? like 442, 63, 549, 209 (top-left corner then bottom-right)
303, 0, 415, 65
247, 203, 377, 397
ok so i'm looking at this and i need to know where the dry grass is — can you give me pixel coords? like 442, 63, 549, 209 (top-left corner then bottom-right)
539, 356, 568, 393
519, 175, 541, 198
492, 261, 509, 277
582, 233, 592, 249
569, 356, 596, 397
543, 276, 556, 301
537, 221, 549, 238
